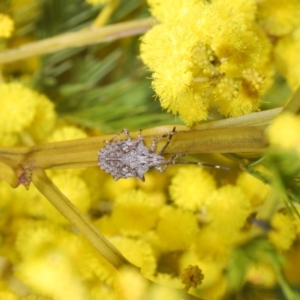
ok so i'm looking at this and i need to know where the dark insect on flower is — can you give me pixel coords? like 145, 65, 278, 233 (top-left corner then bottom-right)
98, 127, 228, 181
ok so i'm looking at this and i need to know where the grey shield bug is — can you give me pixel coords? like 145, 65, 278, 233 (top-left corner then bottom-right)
98, 127, 228, 181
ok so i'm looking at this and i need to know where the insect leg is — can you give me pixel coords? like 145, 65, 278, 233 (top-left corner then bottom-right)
137, 129, 143, 139
151, 127, 176, 153
156, 153, 184, 172
123, 128, 132, 140
105, 128, 132, 145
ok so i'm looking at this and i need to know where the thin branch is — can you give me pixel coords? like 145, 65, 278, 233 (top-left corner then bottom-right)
31, 167, 132, 270
0, 123, 267, 173
0, 17, 156, 64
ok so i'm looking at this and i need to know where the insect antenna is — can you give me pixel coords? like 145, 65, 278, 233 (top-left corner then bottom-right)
157, 153, 230, 172
170, 160, 230, 170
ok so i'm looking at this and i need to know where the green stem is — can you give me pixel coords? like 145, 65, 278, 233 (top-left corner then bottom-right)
274, 263, 300, 300
194, 108, 281, 130
31, 168, 131, 270
0, 125, 267, 173
0, 17, 155, 64
282, 87, 300, 114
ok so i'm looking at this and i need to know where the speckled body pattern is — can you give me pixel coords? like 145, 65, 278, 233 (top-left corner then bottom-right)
98, 128, 178, 181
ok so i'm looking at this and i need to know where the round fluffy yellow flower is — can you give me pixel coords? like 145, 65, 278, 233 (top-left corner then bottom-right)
236, 171, 271, 207
102, 176, 137, 200
174, 91, 209, 127
19, 172, 91, 224
15, 220, 68, 259
94, 215, 119, 236
274, 26, 300, 91
214, 0, 257, 24
46, 125, 87, 142
16, 220, 116, 285
16, 246, 88, 300
213, 77, 239, 102
71, 236, 116, 284
147, 0, 203, 24
114, 267, 148, 300
205, 185, 251, 235
111, 237, 157, 276
142, 23, 196, 99
147, 283, 186, 300
268, 212, 296, 251
27, 94, 56, 142
266, 112, 300, 152
169, 166, 217, 211
90, 285, 115, 300
194, 227, 234, 264
44, 173, 91, 224
0, 14, 14, 38
0, 83, 38, 133
216, 84, 261, 118
110, 189, 160, 236
155, 206, 199, 251
257, 0, 300, 36
82, 166, 109, 205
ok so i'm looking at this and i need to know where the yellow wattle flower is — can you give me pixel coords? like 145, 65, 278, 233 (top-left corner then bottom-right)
16, 246, 88, 300
46, 125, 88, 143
140, 0, 271, 126
0, 14, 14, 38
44, 173, 92, 224
257, 0, 300, 36
156, 206, 199, 251
205, 185, 251, 235
266, 112, 300, 153
28, 94, 56, 142
194, 227, 234, 264
274, 25, 300, 91
114, 267, 148, 300
111, 237, 157, 276
110, 189, 160, 236
169, 166, 216, 211
268, 212, 297, 251
236, 171, 271, 207
0, 83, 38, 133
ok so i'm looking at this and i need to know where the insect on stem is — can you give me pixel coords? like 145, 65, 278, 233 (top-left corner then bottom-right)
98, 127, 229, 181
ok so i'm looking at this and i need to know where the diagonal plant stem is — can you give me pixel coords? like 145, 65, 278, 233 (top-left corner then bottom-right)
31, 167, 132, 270
0, 17, 156, 64
282, 87, 300, 114
92, 0, 121, 27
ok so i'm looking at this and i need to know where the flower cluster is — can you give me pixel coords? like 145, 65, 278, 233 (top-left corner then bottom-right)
0, 100, 298, 300
0, 82, 56, 146
140, 0, 300, 126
